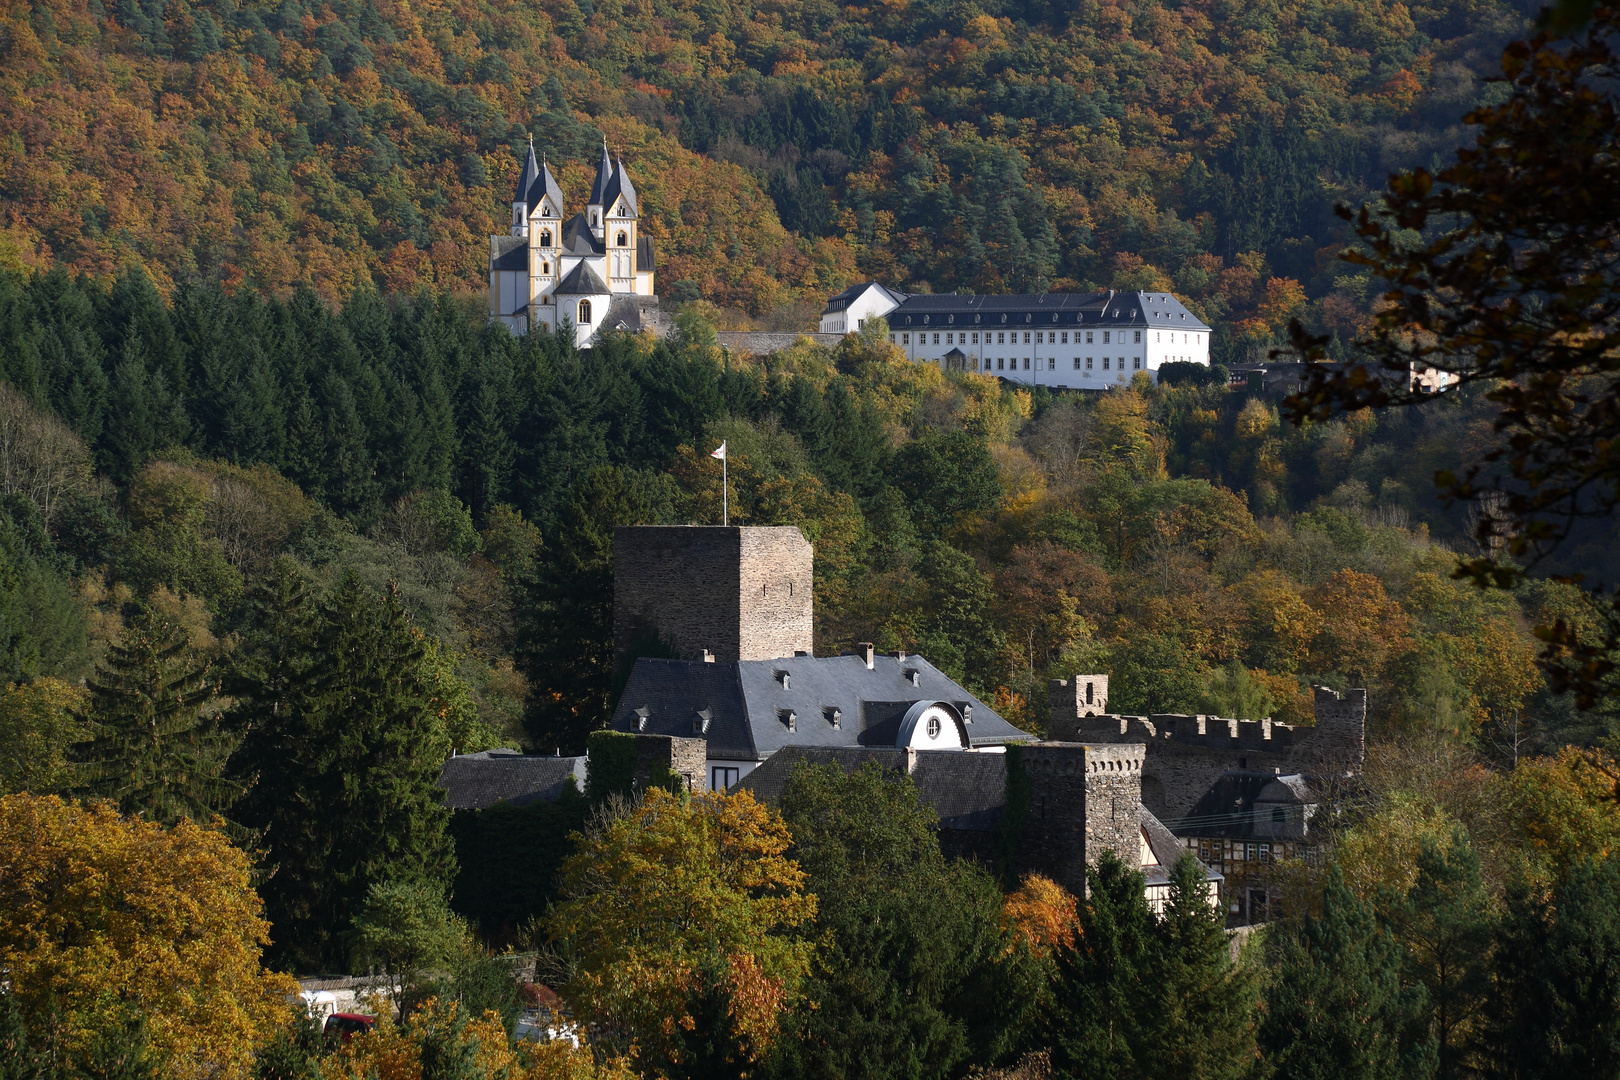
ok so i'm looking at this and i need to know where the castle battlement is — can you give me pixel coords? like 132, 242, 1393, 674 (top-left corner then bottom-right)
1048, 680, 1368, 818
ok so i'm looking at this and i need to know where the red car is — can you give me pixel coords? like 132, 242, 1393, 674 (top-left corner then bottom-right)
323, 1012, 377, 1043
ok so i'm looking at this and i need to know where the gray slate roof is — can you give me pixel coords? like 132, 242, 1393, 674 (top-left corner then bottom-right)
555, 261, 610, 296
603, 158, 639, 216
612, 652, 1030, 762
1175, 771, 1317, 838
513, 142, 540, 205
438, 750, 585, 810
636, 234, 656, 272
526, 160, 567, 218
490, 235, 526, 272
887, 290, 1208, 331
588, 142, 615, 205
821, 281, 909, 315
561, 214, 603, 255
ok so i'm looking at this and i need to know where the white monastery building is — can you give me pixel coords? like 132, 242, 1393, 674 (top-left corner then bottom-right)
821, 282, 1212, 388
489, 140, 660, 347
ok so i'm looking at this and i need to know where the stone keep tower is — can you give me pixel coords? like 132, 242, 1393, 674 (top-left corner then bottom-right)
613, 526, 814, 667
1049, 674, 1110, 725
1016, 742, 1145, 897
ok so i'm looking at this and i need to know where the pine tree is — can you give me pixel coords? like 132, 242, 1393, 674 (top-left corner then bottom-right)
229, 570, 456, 970
1259, 865, 1433, 1080
1147, 853, 1261, 1080
0, 991, 49, 1080
1047, 851, 1157, 1079
71, 608, 237, 825
1387, 828, 1493, 1080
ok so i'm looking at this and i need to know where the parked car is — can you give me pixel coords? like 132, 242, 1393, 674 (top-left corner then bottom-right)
323, 1012, 377, 1043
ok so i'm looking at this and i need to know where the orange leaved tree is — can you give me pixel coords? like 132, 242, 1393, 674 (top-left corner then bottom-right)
546, 788, 817, 1074
0, 794, 294, 1078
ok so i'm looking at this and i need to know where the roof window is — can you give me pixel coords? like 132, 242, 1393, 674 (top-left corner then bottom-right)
776, 671, 791, 690
824, 706, 842, 729
779, 709, 797, 731
693, 708, 712, 735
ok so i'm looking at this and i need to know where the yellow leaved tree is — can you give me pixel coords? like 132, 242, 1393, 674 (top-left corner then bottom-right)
0, 794, 295, 1078
546, 788, 817, 1074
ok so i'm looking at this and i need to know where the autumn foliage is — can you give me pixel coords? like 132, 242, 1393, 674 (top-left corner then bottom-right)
0, 794, 294, 1078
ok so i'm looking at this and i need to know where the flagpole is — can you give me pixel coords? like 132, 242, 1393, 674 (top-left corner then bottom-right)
722, 454, 728, 526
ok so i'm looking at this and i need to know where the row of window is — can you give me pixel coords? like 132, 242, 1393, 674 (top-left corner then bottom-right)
894, 329, 1145, 346
977, 357, 1143, 373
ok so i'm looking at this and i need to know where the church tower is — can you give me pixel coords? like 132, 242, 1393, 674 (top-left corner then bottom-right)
586, 141, 614, 243
603, 157, 640, 294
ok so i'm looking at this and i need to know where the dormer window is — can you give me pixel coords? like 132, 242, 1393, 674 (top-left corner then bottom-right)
693, 708, 712, 735
634, 706, 650, 732
776, 671, 790, 690
904, 669, 919, 686
824, 706, 841, 729
779, 709, 797, 731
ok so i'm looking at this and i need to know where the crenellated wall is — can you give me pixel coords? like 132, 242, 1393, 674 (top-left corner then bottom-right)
1047, 682, 1368, 820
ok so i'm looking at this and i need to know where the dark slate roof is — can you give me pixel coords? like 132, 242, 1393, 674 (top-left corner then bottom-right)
438, 750, 585, 810
490, 236, 526, 272
611, 652, 1031, 762
636, 234, 656, 272
733, 746, 1007, 830
822, 281, 908, 315
555, 261, 610, 296
603, 158, 638, 217
886, 290, 1208, 331
561, 213, 603, 256
513, 142, 540, 205
1173, 771, 1317, 838
526, 159, 567, 217
588, 142, 614, 205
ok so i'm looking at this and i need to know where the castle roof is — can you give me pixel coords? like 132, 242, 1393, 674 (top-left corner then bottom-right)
438, 750, 585, 810
554, 261, 611, 296
612, 652, 1029, 762
885, 290, 1209, 331
489, 234, 526, 272
588, 141, 615, 206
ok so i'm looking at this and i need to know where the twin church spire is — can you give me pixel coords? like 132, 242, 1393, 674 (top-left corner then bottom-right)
510, 136, 637, 239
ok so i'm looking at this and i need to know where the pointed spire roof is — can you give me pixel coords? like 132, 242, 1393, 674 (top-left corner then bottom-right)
513, 136, 540, 206
527, 156, 567, 217
603, 157, 639, 217
588, 140, 615, 206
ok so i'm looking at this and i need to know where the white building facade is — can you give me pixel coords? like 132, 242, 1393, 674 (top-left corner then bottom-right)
821, 285, 1211, 388
489, 141, 658, 348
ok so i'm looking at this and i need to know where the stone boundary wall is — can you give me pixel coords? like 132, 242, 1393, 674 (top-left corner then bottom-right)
716, 331, 845, 354
632, 733, 709, 793
1049, 684, 1369, 820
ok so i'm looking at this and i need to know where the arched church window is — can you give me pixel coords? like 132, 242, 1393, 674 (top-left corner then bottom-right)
541, 262, 550, 274
591, 212, 598, 225
616, 230, 628, 246
578, 299, 592, 324
540, 230, 552, 247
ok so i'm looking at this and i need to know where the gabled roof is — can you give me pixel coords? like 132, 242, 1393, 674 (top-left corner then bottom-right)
1174, 771, 1318, 838
588, 142, 614, 206
512, 141, 540, 205
438, 750, 585, 810
560, 213, 603, 255
603, 158, 638, 217
554, 261, 611, 296
526, 159, 566, 218
822, 281, 908, 315
611, 652, 1029, 762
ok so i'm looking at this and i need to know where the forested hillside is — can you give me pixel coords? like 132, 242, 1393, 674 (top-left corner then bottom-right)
0, 0, 1533, 346
0, 269, 1599, 770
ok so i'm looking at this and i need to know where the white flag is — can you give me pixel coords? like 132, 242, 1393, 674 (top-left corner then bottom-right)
710, 441, 727, 461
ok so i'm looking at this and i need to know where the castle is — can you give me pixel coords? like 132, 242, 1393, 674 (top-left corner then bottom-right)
488, 141, 662, 347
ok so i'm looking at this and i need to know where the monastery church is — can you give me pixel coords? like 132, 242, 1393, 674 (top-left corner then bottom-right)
488, 140, 661, 346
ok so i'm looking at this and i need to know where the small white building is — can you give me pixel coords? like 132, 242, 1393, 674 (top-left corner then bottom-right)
820, 287, 1212, 388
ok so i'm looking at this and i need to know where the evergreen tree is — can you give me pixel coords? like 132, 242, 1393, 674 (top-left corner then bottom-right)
1386, 828, 1494, 1080
70, 608, 237, 825
1147, 853, 1261, 1080
1259, 865, 1432, 1080
1481, 855, 1620, 1080
0, 991, 49, 1080
1047, 851, 1157, 1079
229, 569, 457, 970
764, 761, 1041, 1080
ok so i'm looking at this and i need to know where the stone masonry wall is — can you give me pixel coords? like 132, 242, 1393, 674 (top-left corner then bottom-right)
1018, 743, 1145, 897
613, 526, 813, 666
1048, 684, 1369, 821
1048, 675, 1111, 727
631, 733, 709, 793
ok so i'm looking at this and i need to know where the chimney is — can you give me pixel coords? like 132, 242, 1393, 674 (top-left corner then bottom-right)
702, 649, 715, 663
857, 642, 874, 669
